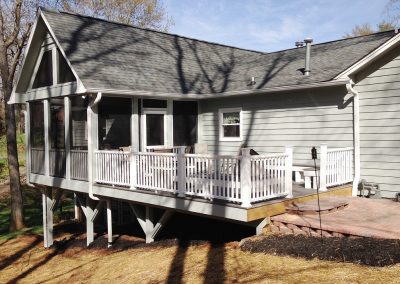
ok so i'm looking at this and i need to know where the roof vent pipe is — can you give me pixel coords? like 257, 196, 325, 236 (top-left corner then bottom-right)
304, 38, 313, 76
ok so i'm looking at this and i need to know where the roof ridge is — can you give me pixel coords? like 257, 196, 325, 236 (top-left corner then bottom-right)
251, 29, 397, 56
40, 7, 266, 55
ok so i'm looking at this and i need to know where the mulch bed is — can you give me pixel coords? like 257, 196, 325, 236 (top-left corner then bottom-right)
239, 234, 400, 267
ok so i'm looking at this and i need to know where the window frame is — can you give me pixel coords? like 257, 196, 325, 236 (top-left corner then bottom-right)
28, 44, 76, 91
219, 107, 242, 142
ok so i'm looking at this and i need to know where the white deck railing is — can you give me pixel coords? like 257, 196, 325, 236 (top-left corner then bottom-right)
326, 147, 353, 187
185, 154, 241, 202
95, 151, 131, 187
320, 145, 354, 189
250, 153, 290, 202
134, 152, 178, 192
93, 147, 293, 207
71, 150, 88, 181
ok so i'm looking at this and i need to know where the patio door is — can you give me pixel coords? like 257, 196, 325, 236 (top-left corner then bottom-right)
141, 109, 167, 150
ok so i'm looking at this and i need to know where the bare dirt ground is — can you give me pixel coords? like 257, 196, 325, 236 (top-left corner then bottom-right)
1, 230, 400, 284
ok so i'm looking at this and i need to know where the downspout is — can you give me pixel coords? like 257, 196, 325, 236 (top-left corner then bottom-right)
88, 92, 102, 200
346, 80, 360, 196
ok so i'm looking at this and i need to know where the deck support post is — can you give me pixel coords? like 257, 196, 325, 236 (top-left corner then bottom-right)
177, 147, 186, 198
77, 195, 104, 247
319, 144, 328, 191
129, 204, 173, 243
106, 200, 113, 248
241, 148, 252, 208
256, 217, 270, 235
42, 187, 53, 248
285, 146, 293, 198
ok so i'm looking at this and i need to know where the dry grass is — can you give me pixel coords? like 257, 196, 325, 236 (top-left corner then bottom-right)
1, 234, 400, 284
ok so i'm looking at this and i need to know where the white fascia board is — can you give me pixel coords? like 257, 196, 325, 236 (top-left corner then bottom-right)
39, 10, 86, 93
86, 79, 349, 100
9, 10, 42, 105
335, 32, 400, 80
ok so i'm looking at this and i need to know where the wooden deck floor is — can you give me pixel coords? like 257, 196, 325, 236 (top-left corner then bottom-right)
246, 183, 353, 221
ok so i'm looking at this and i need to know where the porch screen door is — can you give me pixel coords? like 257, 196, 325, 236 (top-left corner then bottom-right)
142, 110, 167, 149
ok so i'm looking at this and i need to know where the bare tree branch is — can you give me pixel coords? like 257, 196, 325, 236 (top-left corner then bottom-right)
4, 0, 22, 48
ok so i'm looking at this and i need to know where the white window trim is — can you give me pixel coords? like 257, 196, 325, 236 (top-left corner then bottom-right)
28, 45, 55, 90
219, 107, 242, 142
141, 109, 168, 150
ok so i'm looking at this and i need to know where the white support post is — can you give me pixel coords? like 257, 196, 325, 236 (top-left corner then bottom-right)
25, 103, 31, 179
64, 97, 71, 180
177, 147, 185, 197
107, 200, 113, 248
320, 144, 328, 191
131, 97, 140, 152
166, 99, 173, 148
145, 206, 154, 243
285, 146, 293, 198
240, 148, 252, 208
85, 196, 95, 246
43, 99, 50, 177
42, 187, 53, 248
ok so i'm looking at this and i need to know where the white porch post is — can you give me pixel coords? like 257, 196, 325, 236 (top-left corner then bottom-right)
177, 147, 185, 197
319, 143, 328, 191
25, 103, 31, 180
43, 99, 50, 177
130, 98, 139, 189
285, 146, 293, 198
64, 97, 71, 180
166, 99, 173, 148
240, 148, 252, 208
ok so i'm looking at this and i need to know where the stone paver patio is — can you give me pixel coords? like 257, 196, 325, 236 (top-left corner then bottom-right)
272, 197, 400, 239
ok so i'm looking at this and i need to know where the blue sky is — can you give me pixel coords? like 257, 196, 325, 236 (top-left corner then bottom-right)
164, 0, 390, 52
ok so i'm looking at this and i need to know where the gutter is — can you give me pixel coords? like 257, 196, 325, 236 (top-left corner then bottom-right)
85, 79, 350, 100
88, 92, 102, 200
346, 80, 360, 196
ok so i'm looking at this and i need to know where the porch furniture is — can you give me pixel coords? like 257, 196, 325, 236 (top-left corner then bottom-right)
292, 165, 309, 182
194, 143, 208, 154
303, 167, 319, 189
358, 179, 380, 198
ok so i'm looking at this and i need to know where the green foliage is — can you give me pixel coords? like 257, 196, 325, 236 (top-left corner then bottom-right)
0, 185, 75, 240
0, 134, 26, 182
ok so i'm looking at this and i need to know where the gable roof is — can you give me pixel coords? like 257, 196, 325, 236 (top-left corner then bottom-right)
28, 9, 400, 96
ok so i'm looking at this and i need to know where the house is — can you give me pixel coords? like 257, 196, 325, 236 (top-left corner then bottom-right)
10, 8, 400, 247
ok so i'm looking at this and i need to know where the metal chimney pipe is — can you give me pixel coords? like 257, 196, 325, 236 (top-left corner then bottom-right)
304, 38, 313, 76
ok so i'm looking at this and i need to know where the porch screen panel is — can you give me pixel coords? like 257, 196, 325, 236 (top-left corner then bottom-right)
173, 101, 198, 146
70, 97, 89, 180
98, 97, 131, 150
30, 101, 45, 175
50, 99, 66, 177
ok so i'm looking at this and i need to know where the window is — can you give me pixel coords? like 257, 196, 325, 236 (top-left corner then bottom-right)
71, 96, 89, 150
219, 108, 242, 141
32, 50, 53, 89
58, 50, 76, 84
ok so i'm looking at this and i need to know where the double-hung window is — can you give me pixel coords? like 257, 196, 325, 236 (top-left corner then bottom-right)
219, 108, 242, 141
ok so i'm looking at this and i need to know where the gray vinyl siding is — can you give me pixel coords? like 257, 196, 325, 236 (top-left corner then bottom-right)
199, 86, 353, 167
356, 49, 400, 198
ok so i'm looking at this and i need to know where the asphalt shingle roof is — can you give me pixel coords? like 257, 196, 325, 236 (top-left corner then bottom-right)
42, 9, 395, 95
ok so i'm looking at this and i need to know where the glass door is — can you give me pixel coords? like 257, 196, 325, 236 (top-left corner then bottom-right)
141, 109, 167, 151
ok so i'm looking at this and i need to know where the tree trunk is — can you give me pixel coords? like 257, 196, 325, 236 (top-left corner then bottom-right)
4, 85, 24, 231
